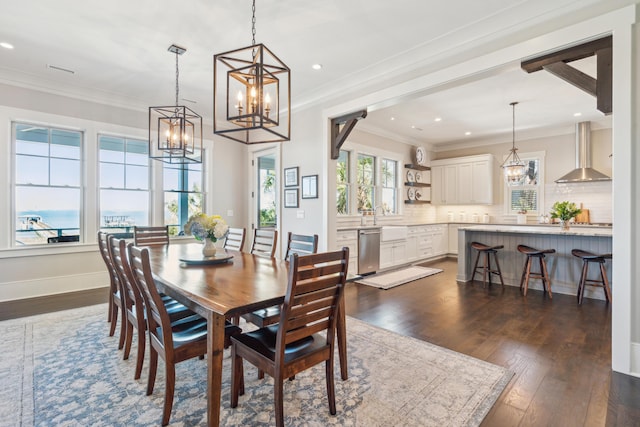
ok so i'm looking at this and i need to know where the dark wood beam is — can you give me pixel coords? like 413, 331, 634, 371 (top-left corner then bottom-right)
330, 110, 367, 159
521, 35, 612, 115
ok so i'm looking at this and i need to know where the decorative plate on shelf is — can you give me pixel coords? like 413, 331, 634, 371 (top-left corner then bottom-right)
415, 190, 423, 200
179, 253, 234, 266
415, 172, 422, 183
407, 188, 416, 200
406, 170, 415, 183
415, 146, 428, 166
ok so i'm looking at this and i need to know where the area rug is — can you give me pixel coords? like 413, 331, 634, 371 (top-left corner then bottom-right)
1, 304, 511, 426
356, 266, 443, 289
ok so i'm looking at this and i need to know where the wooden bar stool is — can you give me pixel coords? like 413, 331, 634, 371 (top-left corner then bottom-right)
470, 242, 504, 287
517, 245, 555, 298
571, 249, 612, 305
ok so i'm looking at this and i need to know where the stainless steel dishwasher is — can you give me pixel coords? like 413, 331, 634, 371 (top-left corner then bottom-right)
358, 228, 381, 275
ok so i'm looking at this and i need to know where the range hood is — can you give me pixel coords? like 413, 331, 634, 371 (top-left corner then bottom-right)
555, 122, 611, 183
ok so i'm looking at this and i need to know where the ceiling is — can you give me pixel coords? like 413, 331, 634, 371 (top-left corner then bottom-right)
0, 0, 632, 148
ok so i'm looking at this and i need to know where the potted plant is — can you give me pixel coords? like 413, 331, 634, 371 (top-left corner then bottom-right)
549, 201, 582, 230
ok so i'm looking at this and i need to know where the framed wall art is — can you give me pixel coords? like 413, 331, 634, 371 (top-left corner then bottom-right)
284, 167, 299, 187
284, 188, 299, 208
301, 174, 318, 199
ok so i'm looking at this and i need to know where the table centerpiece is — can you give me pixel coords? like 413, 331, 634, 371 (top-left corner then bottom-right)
184, 213, 229, 256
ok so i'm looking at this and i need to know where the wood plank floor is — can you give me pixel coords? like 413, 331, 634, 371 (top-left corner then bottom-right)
3, 258, 639, 425
344, 258, 640, 426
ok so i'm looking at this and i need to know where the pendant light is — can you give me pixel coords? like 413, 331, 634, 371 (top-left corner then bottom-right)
213, 0, 291, 144
149, 45, 203, 164
501, 101, 527, 185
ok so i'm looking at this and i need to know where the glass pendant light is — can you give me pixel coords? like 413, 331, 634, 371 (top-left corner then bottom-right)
501, 101, 527, 185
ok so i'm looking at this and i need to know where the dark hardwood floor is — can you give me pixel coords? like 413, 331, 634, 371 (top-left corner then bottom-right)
344, 258, 640, 427
3, 258, 638, 425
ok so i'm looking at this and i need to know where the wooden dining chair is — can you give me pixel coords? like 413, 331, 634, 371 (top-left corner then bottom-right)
250, 228, 278, 258
133, 225, 170, 246
224, 227, 246, 252
244, 232, 319, 328
128, 244, 242, 426
284, 232, 319, 260
230, 248, 349, 427
109, 236, 192, 380
97, 231, 125, 348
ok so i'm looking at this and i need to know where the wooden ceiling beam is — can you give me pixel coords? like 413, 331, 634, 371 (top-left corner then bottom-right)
521, 35, 612, 115
330, 110, 367, 159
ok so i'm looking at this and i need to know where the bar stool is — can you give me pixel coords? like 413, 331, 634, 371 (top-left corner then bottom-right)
517, 245, 555, 298
470, 242, 504, 287
571, 249, 612, 305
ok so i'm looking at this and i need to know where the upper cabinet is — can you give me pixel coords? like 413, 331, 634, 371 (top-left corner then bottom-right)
431, 154, 495, 205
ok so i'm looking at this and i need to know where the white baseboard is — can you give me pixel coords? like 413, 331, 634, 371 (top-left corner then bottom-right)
631, 342, 640, 378
0, 271, 109, 302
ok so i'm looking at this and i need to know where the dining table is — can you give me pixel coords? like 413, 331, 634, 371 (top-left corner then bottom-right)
145, 242, 349, 427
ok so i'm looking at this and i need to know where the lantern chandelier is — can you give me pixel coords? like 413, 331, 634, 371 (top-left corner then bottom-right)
213, 0, 291, 144
501, 101, 527, 185
149, 44, 203, 164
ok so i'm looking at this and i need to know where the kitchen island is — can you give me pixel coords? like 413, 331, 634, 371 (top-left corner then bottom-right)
457, 225, 612, 300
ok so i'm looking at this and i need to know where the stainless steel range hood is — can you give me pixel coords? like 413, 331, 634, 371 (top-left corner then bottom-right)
555, 122, 611, 183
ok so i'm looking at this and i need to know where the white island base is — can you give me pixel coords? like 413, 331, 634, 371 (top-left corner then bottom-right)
456, 225, 613, 301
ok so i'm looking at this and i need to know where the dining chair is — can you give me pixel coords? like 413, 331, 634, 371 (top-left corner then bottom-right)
244, 232, 319, 328
230, 248, 349, 427
250, 228, 278, 258
224, 227, 246, 252
284, 232, 318, 260
128, 244, 242, 426
133, 225, 170, 246
109, 236, 192, 380
97, 231, 125, 348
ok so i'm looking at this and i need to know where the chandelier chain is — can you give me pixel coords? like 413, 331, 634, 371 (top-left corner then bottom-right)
251, 0, 256, 46
175, 50, 179, 107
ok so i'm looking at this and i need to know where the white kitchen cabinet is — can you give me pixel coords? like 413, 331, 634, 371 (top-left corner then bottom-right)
335, 230, 358, 274
448, 224, 461, 254
431, 224, 448, 256
431, 154, 495, 205
380, 240, 407, 270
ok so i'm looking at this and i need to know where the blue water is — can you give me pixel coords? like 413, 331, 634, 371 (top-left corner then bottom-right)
17, 210, 148, 229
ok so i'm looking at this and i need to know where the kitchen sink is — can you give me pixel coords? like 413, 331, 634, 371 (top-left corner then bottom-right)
381, 226, 408, 242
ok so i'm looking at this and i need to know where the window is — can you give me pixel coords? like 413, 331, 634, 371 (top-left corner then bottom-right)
99, 135, 150, 233
357, 154, 375, 212
336, 150, 350, 215
164, 161, 203, 235
14, 123, 82, 245
505, 153, 544, 215
380, 158, 397, 214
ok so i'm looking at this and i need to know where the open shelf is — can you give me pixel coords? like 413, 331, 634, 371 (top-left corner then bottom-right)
404, 163, 431, 171
404, 200, 431, 204
404, 182, 431, 187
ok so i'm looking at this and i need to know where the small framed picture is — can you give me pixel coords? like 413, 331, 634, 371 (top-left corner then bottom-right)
284, 188, 299, 208
284, 167, 299, 187
301, 175, 318, 199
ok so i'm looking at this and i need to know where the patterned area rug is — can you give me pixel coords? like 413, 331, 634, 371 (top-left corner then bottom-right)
356, 266, 443, 289
1, 304, 512, 426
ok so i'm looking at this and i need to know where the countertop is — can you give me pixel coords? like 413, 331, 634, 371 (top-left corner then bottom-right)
459, 224, 612, 237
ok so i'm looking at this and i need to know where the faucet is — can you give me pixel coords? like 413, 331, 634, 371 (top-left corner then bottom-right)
373, 205, 385, 226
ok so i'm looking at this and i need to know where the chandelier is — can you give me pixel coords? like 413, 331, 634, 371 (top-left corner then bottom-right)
213, 0, 291, 144
501, 102, 527, 185
149, 45, 202, 164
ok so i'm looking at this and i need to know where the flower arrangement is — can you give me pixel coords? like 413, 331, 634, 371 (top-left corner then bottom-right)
549, 201, 582, 222
184, 213, 229, 242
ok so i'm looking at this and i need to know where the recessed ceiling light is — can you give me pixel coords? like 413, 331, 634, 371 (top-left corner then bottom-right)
434, 117, 442, 122
390, 117, 395, 121
311, 63, 322, 70
0, 42, 14, 49
465, 131, 471, 136
573, 112, 582, 117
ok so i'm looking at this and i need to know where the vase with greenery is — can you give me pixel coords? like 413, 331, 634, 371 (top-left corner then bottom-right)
549, 201, 581, 230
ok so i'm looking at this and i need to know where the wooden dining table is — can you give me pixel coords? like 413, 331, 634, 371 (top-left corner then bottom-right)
146, 243, 348, 427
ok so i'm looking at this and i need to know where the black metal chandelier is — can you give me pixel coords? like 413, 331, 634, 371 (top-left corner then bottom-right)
501, 101, 527, 186
149, 45, 203, 163
213, 0, 290, 144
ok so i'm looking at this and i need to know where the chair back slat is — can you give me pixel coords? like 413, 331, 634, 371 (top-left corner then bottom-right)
250, 229, 278, 258
109, 236, 144, 311
133, 226, 170, 246
128, 244, 174, 347
285, 232, 318, 260
98, 231, 120, 294
224, 227, 246, 252
276, 248, 349, 360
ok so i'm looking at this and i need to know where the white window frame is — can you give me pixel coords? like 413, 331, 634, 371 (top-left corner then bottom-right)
503, 150, 545, 217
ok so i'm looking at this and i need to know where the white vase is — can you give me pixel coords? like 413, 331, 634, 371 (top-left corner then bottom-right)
202, 239, 217, 257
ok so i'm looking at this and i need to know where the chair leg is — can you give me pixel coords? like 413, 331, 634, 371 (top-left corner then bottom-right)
161, 363, 176, 426
117, 308, 127, 350
493, 252, 505, 286
107, 293, 113, 323
523, 258, 532, 296
134, 323, 145, 380
258, 369, 265, 379
600, 263, 612, 302
541, 256, 552, 299
147, 347, 158, 396
274, 373, 285, 427
471, 250, 480, 283
486, 253, 493, 287
123, 318, 134, 360
230, 347, 243, 408
519, 259, 527, 292
482, 253, 488, 287
578, 261, 588, 305
325, 358, 336, 415
109, 302, 118, 336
